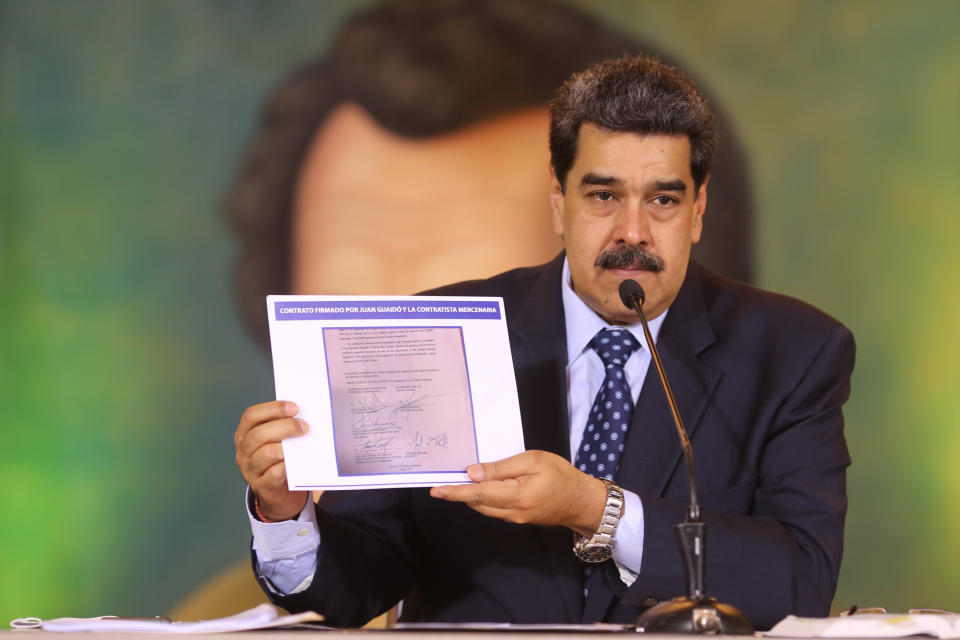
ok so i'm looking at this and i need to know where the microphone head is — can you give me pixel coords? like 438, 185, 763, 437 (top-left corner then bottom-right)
619, 279, 645, 309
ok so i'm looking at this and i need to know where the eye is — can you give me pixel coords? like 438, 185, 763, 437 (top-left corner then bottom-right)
652, 195, 677, 206
590, 191, 615, 202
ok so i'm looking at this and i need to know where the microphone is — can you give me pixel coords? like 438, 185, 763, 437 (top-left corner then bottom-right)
619, 278, 645, 309
618, 279, 753, 635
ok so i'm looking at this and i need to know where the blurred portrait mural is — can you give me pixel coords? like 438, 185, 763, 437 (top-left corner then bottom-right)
225, 0, 754, 350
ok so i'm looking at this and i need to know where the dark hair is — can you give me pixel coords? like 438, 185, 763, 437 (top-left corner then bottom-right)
550, 56, 716, 193
225, 0, 754, 348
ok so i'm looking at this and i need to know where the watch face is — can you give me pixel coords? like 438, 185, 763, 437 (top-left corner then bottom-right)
577, 543, 612, 563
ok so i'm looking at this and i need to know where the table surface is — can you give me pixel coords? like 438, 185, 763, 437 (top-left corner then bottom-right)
0, 631, 835, 640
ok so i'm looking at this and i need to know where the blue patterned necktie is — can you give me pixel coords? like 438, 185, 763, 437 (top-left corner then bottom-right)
574, 328, 641, 481
574, 328, 640, 599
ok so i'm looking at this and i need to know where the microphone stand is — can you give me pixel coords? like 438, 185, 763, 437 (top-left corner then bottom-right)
620, 280, 753, 635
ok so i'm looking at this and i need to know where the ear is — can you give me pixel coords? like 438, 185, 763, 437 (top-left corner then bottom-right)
549, 169, 565, 237
691, 175, 708, 244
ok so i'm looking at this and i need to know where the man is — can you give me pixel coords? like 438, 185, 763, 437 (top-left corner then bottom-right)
234, 56, 853, 629
224, 0, 755, 351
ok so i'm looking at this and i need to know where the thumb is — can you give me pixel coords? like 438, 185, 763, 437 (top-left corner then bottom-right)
466, 463, 485, 482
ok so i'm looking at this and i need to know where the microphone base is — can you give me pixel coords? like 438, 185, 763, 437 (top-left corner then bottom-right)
636, 596, 754, 634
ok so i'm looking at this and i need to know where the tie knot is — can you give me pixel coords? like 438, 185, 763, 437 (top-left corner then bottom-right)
589, 328, 640, 368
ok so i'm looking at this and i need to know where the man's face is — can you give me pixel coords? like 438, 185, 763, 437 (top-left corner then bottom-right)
291, 104, 559, 295
550, 124, 707, 324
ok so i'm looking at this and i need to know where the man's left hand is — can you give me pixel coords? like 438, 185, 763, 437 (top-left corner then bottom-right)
429, 450, 609, 536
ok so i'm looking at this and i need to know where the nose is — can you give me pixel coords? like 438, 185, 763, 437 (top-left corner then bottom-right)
613, 199, 651, 245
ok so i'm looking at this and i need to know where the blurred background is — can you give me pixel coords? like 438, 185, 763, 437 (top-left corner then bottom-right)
1, 0, 957, 623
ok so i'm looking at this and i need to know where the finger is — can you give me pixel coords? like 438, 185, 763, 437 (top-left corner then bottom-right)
431, 479, 522, 508
245, 442, 286, 477
238, 417, 308, 457
236, 401, 298, 444
430, 486, 532, 524
468, 450, 547, 482
238, 441, 280, 483
258, 460, 290, 493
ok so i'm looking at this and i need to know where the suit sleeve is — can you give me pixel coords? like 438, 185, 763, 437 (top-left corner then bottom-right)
253, 488, 418, 627
617, 323, 855, 630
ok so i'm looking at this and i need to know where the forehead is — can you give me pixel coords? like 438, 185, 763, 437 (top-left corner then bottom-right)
297, 103, 550, 208
294, 102, 553, 244
571, 124, 693, 185
289, 103, 560, 294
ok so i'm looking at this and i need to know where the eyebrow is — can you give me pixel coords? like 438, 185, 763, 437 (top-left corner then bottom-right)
580, 173, 623, 187
579, 174, 688, 193
653, 179, 687, 192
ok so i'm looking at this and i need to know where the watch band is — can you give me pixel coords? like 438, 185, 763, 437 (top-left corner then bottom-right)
573, 479, 624, 563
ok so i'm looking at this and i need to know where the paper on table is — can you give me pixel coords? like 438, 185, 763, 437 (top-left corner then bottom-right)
267, 295, 526, 490
765, 614, 960, 638
393, 621, 632, 632
10, 603, 325, 633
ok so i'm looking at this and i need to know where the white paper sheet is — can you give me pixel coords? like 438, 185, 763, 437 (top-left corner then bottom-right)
765, 614, 960, 638
10, 604, 324, 633
266, 295, 525, 490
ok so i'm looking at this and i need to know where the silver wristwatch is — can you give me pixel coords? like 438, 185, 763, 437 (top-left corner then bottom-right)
573, 479, 624, 563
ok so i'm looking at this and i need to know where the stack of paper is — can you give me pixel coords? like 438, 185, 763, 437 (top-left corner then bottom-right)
766, 614, 960, 638
10, 603, 324, 633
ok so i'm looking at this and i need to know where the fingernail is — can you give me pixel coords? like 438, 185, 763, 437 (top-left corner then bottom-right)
467, 464, 484, 482
284, 401, 298, 416
430, 487, 446, 499
295, 419, 309, 434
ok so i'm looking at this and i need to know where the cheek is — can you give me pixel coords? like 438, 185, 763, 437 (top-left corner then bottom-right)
652, 217, 697, 256
569, 216, 611, 250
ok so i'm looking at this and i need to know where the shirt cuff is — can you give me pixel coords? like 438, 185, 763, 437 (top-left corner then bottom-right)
612, 489, 644, 585
246, 487, 320, 561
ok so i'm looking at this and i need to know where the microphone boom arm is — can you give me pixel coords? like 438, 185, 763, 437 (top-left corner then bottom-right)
619, 280, 752, 632
623, 295, 700, 523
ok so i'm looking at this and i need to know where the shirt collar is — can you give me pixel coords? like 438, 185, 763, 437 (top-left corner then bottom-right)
561, 256, 668, 364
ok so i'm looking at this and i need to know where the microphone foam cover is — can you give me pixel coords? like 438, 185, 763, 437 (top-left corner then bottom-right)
619, 279, 645, 309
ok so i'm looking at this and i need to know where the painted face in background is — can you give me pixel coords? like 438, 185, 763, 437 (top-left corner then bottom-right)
290, 103, 561, 295
550, 124, 707, 324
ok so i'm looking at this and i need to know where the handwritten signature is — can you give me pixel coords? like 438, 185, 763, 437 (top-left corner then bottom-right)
350, 390, 443, 429
426, 432, 449, 448
350, 392, 395, 429
357, 435, 395, 451
408, 430, 450, 454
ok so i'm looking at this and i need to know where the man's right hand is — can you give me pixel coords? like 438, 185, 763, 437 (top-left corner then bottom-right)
235, 400, 309, 521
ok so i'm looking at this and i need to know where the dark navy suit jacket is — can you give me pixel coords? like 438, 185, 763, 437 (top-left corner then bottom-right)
254, 254, 854, 630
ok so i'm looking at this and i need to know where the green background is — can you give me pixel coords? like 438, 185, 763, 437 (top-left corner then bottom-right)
1, 0, 957, 622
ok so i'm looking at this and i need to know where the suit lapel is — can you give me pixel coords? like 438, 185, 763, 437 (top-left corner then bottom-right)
618, 261, 720, 497
507, 253, 583, 621
509, 253, 571, 460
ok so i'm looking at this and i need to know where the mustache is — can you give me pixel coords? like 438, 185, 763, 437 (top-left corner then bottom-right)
595, 245, 665, 272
